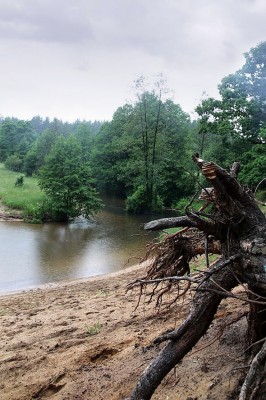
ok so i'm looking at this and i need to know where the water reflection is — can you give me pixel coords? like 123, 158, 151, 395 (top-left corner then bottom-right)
0, 202, 159, 292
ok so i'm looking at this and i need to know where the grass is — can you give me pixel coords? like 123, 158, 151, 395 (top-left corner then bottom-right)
95, 289, 109, 297
0, 163, 44, 211
85, 322, 101, 336
191, 254, 219, 272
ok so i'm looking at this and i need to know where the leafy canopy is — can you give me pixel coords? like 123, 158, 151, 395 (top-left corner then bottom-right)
196, 42, 266, 187
92, 76, 194, 213
39, 135, 102, 221
0, 119, 36, 167
196, 41, 266, 143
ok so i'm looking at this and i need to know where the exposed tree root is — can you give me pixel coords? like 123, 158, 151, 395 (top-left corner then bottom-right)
128, 155, 266, 400
130, 266, 238, 400
239, 339, 266, 400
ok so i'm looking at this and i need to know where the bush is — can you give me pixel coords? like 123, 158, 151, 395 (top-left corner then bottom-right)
126, 185, 163, 214
172, 197, 190, 213
15, 175, 24, 187
23, 198, 56, 223
23, 204, 44, 223
5, 154, 23, 172
126, 186, 147, 213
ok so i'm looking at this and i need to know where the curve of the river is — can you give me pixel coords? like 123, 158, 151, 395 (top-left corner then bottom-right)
0, 200, 161, 292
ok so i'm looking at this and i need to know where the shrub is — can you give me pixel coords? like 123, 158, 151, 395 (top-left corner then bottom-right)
5, 154, 23, 172
15, 175, 24, 187
85, 322, 101, 336
23, 204, 44, 223
126, 185, 163, 214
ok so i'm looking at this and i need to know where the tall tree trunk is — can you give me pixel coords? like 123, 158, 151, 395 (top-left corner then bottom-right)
139, 95, 149, 196
150, 92, 162, 202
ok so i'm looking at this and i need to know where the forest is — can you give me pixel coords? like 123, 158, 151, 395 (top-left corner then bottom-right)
0, 42, 265, 222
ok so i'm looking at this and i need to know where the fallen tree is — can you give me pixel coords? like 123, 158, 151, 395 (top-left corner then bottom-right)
128, 155, 266, 400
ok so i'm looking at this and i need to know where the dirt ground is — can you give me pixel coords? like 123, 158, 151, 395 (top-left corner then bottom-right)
0, 261, 249, 400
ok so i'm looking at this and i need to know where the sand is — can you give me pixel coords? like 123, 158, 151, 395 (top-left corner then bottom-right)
0, 262, 248, 400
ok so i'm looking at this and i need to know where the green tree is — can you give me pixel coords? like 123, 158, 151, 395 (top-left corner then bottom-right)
91, 106, 136, 198
4, 153, 23, 172
129, 78, 193, 212
128, 79, 165, 212
25, 119, 103, 176
39, 135, 102, 222
0, 119, 36, 166
92, 77, 193, 213
24, 129, 58, 176
30, 116, 51, 134
196, 42, 266, 187
74, 122, 95, 162
196, 42, 266, 144
239, 145, 266, 188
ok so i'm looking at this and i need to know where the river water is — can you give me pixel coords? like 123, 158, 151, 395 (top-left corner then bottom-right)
0, 199, 161, 292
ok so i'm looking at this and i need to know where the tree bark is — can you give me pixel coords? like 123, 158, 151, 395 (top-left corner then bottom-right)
239, 340, 266, 400
130, 263, 238, 400
128, 155, 266, 400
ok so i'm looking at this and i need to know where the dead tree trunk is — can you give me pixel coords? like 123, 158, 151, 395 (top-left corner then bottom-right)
129, 156, 266, 400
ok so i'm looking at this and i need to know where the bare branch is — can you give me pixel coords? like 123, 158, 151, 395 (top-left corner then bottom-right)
230, 162, 240, 178
198, 254, 241, 287
144, 216, 196, 231
186, 210, 225, 238
197, 287, 266, 306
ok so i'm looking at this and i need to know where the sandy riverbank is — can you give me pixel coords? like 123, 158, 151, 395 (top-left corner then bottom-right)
0, 203, 22, 222
0, 262, 248, 400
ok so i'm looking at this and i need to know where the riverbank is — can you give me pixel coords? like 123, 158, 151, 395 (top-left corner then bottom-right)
0, 202, 22, 221
0, 263, 247, 400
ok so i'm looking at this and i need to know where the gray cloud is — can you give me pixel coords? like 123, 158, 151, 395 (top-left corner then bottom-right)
0, 0, 265, 121
0, 1, 93, 43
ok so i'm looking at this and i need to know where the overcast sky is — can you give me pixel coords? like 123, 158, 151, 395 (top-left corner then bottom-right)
0, 0, 265, 122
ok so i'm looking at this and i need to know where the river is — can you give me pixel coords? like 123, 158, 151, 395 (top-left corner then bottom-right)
0, 199, 163, 292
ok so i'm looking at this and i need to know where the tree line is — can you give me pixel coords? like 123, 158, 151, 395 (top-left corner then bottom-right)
0, 42, 265, 221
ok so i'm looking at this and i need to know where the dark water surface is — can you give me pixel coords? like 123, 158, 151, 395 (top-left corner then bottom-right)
0, 200, 161, 292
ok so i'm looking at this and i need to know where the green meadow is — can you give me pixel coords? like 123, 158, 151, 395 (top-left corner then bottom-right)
0, 163, 44, 212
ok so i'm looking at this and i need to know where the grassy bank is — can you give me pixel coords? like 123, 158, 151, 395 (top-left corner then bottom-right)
0, 164, 44, 217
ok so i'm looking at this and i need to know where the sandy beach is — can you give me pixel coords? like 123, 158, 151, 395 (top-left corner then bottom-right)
0, 261, 248, 400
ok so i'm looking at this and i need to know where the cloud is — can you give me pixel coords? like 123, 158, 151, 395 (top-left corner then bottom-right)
0, 0, 265, 121
0, 0, 93, 43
